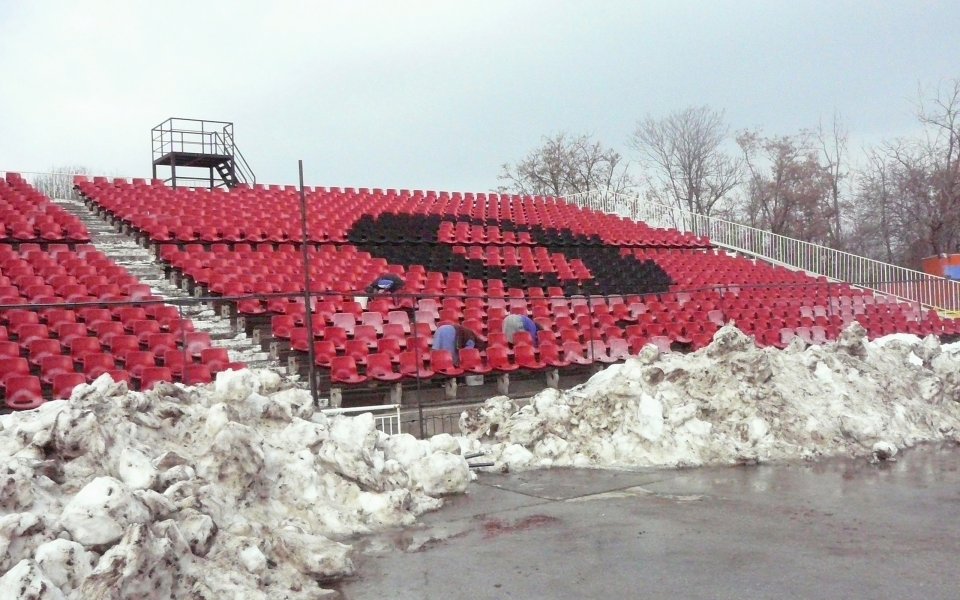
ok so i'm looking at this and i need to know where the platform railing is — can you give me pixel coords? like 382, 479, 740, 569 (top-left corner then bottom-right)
563, 189, 960, 311
152, 118, 234, 159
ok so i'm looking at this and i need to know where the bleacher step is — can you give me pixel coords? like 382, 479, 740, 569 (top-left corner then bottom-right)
51, 196, 285, 375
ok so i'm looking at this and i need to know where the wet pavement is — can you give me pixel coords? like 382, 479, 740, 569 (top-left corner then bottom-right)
338, 443, 960, 599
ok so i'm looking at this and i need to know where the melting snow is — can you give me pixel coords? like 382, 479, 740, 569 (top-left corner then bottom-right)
2, 323, 960, 597
0, 370, 471, 598
459, 324, 960, 470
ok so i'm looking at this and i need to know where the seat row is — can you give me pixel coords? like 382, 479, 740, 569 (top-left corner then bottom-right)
75, 177, 705, 247
0, 173, 90, 242
317, 336, 671, 385
0, 330, 245, 410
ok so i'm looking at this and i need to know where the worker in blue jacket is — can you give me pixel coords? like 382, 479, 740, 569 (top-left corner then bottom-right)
503, 314, 539, 347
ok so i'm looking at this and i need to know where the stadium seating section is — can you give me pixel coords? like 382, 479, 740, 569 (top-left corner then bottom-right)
0, 173, 245, 409
64, 175, 960, 392
0, 173, 90, 243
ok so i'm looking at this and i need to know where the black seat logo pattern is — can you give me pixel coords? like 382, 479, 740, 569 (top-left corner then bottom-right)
347, 213, 673, 296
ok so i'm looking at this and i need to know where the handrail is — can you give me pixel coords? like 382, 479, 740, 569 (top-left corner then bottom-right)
220, 130, 256, 185
563, 188, 960, 311
150, 118, 256, 187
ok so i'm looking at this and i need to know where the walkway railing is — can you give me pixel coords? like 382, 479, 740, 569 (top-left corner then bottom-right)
564, 189, 960, 311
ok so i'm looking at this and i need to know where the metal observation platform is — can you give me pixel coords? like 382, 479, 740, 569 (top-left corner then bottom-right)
151, 118, 255, 189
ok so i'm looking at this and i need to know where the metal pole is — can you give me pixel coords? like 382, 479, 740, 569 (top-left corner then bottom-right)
412, 297, 425, 438
178, 301, 189, 384
298, 160, 319, 406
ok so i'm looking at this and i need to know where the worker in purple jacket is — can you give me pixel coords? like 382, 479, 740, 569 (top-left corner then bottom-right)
503, 314, 539, 347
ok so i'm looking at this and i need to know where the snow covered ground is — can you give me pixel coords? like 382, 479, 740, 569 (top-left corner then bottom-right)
0, 370, 472, 598
460, 324, 960, 470
2, 323, 960, 598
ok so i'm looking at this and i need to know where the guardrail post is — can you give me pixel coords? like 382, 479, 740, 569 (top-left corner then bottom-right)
388, 383, 402, 405
546, 368, 559, 388
329, 387, 342, 408
443, 378, 457, 399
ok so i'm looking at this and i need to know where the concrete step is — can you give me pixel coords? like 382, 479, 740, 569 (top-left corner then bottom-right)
50, 196, 287, 375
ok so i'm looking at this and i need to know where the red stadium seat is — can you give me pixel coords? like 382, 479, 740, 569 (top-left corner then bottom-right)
0, 357, 31, 387
80, 353, 116, 381
184, 331, 212, 359
28, 338, 61, 366
271, 315, 296, 340
312, 341, 337, 367
93, 321, 125, 345
144, 333, 177, 357
352, 324, 379, 349
200, 348, 231, 372
429, 349, 463, 377
459, 347, 491, 374
0, 340, 20, 359
67, 336, 102, 360
105, 369, 132, 385
77, 307, 112, 327
140, 366, 173, 390
161, 349, 186, 376
365, 353, 403, 382
123, 351, 157, 380
486, 346, 518, 372
398, 350, 434, 378
561, 341, 592, 365
107, 334, 140, 361
5, 309, 39, 334
321, 326, 348, 348
586, 340, 617, 364
343, 340, 369, 364
514, 345, 546, 369
52, 372, 86, 399
330, 356, 367, 384
129, 319, 161, 342
538, 343, 571, 368
4, 375, 43, 410
16, 324, 50, 347
55, 322, 88, 347
181, 364, 213, 385
606, 338, 632, 361
376, 337, 403, 359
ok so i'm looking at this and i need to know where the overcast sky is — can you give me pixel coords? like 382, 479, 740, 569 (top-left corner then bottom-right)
1, 1, 958, 192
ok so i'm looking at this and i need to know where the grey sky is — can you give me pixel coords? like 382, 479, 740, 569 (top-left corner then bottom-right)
1, 1, 957, 192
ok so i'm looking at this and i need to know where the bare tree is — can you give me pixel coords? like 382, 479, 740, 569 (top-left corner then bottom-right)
31, 165, 89, 200
850, 79, 960, 268
815, 113, 849, 247
736, 130, 834, 244
848, 149, 898, 263
630, 106, 741, 216
498, 133, 634, 197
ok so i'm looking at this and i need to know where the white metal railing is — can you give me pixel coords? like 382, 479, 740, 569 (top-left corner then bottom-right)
322, 403, 402, 435
563, 189, 960, 312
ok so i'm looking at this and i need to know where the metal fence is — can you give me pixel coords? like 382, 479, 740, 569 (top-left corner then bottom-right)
564, 189, 960, 311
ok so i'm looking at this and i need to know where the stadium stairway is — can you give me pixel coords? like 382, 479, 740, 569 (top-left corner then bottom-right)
49, 196, 280, 373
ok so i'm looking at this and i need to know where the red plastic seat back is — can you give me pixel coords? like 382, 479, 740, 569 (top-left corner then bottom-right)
4, 375, 43, 410
52, 372, 86, 399
140, 366, 173, 390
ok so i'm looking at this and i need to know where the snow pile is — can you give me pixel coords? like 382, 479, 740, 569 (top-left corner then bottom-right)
0, 370, 470, 599
460, 324, 960, 470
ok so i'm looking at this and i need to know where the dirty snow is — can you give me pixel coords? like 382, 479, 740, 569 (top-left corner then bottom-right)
0, 370, 471, 599
3, 323, 960, 597
459, 323, 960, 470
